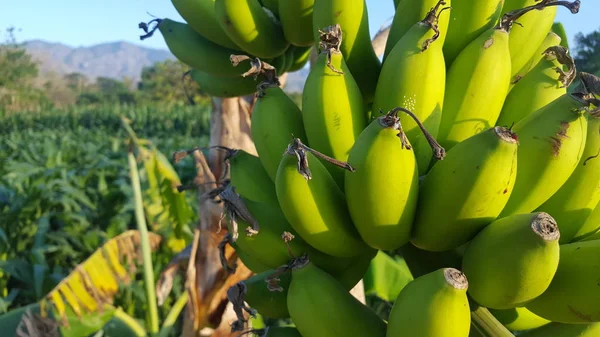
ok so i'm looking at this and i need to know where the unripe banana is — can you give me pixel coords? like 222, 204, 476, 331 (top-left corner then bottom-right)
437, 1, 577, 150
245, 63, 308, 181
536, 112, 600, 243
170, 0, 239, 50
226, 149, 278, 205
312, 0, 381, 103
243, 270, 291, 319
345, 108, 440, 251
287, 46, 312, 73
140, 19, 244, 77
282, 46, 295, 73
462, 212, 560, 309
373, 6, 446, 175
301, 25, 368, 188
411, 126, 518, 252
231, 240, 271, 273
502, 0, 576, 81
499, 93, 590, 218
385, 0, 451, 59
393, 0, 401, 9
386, 268, 471, 337
521, 322, 600, 337
490, 307, 551, 332
526, 239, 600, 323
442, 0, 504, 65
552, 22, 570, 49
508, 31, 562, 90
287, 258, 387, 337
496, 45, 574, 127
577, 201, 600, 242
190, 69, 258, 98
215, 0, 289, 58
279, 0, 314, 47
275, 139, 371, 258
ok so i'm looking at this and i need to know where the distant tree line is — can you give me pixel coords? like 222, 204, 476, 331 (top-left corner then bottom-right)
0, 27, 206, 113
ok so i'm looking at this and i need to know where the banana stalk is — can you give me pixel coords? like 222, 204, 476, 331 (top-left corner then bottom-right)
345, 107, 445, 251
496, 45, 575, 127
499, 93, 590, 218
411, 126, 519, 252
301, 25, 368, 188
312, 0, 381, 103
385, 0, 451, 59
386, 268, 471, 337
170, 0, 239, 49
525, 239, 600, 323
275, 138, 371, 258
215, 0, 289, 58
443, 0, 504, 65
437, 0, 579, 150
373, 3, 447, 174
536, 110, 600, 243
461, 212, 560, 309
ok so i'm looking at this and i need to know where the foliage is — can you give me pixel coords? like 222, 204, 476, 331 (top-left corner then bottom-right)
138, 59, 206, 106
574, 28, 600, 75
0, 103, 212, 336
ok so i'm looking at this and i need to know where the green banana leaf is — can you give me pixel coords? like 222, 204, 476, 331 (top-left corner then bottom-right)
0, 303, 40, 336
363, 251, 414, 302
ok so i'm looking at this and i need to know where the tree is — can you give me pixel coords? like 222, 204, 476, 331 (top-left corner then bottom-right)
0, 27, 38, 88
63, 72, 88, 92
574, 28, 600, 75
138, 59, 203, 105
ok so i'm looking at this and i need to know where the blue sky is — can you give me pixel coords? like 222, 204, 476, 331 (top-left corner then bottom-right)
1, 0, 598, 51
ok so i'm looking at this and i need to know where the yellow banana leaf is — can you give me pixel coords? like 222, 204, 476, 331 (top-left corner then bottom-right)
39, 230, 162, 327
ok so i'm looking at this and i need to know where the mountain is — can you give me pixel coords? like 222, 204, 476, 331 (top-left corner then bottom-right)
23, 39, 309, 92
24, 40, 175, 83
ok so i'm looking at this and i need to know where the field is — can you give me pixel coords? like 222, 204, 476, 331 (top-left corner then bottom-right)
0, 103, 213, 334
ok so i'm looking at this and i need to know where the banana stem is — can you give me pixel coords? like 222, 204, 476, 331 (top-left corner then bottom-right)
470, 305, 515, 337
230, 54, 279, 94
497, 0, 580, 33
387, 107, 446, 160
420, 0, 451, 51
543, 46, 576, 88
218, 233, 237, 275
227, 282, 257, 332
318, 25, 344, 74
218, 185, 260, 236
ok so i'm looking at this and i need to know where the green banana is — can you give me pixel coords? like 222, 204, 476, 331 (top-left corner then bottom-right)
301, 25, 368, 188
411, 126, 519, 252
215, 0, 289, 58
287, 258, 387, 337
373, 6, 446, 175
279, 0, 315, 47
386, 268, 471, 337
490, 307, 551, 332
461, 212, 560, 309
345, 108, 439, 251
226, 149, 278, 205
520, 322, 600, 337
231, 240, 271, 273
287, 46, 312, 72
170, 0, 239, 50
526, 239, 600, 323
509, 31, 562, 90
536, 111, 600, 243
245, 327, 302, 337
577, 201, 600, 242
190, 69, 258, 98
496, 45, 574, 127
442, 0, 504, 65
393, 0, 401, 9
275, 138, 371, 258
244, 61, 307, 181
501, 0, 577, 81
552, 22, 570, 50
139, 19, 244, 77
242, 270, 292, 319
282, 46, 295, 73
312, 0, 381, 103
385, 0, 451, 59
499, 93, 590, 218
437, 1, 577, 150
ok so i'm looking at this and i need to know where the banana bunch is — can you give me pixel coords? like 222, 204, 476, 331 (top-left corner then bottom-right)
150, 0, 600, 335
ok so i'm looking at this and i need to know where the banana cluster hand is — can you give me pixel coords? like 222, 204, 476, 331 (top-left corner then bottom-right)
149, 0, 600, 335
